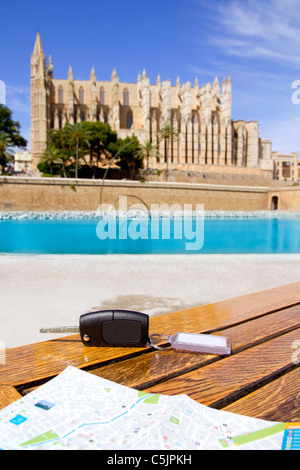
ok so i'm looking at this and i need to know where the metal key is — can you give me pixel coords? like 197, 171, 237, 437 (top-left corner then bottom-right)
40, 309, 149, 347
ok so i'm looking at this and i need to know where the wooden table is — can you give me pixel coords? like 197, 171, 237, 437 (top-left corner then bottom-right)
1, 281, 300, 424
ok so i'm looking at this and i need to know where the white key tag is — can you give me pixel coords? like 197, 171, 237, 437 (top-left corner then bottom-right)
149, 332, 231, 355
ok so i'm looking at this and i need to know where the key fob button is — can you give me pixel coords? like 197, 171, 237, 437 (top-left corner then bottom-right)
102, 320, 142, 345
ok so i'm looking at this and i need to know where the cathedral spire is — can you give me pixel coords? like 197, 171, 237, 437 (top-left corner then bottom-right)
31, 32, 46, 79
32, 32, 44, 58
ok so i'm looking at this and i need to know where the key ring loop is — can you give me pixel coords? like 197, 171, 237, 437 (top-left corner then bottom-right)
148, 333, 172, 350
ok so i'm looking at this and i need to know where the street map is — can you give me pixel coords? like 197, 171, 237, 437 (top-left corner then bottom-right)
0, 366, 295, 450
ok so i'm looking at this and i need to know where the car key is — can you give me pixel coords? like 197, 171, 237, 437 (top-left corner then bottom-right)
41, 309, 231, 355
40, 309, 149, 347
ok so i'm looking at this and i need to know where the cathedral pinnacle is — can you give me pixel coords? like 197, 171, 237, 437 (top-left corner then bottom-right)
111, 68, 118, 80
90, 66, 96, 83
68, 65, 73, 82
48, 55, 53, 76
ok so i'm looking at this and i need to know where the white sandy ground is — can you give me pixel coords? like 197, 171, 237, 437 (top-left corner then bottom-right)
0, 253, 300, 348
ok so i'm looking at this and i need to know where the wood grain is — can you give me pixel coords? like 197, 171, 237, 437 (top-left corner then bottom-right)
89, 304, 300, 389
222, 368, 300, 422
0, 337, 149, 387
148, 281, 300, 337
144, 328, 300, 410
1, 282, 299, 388
0, 386, 22, 410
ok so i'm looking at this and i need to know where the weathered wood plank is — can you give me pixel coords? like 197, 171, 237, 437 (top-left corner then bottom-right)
88, 305, 300, 389
0, 386, 22, 410
149, 281, 300, 336
144, 329, 300, 411
221, 368, 300, 422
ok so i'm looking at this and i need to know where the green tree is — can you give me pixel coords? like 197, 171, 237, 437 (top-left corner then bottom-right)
134, 140, 160, 181
109, 136, 143, 179
81, 121, 117, 178
63, 122, 91, 178
46, 128, 74, 177
0, 104, 27, 148
158, 121, 178, 181
0, 131, 14, 172
38, 147, 64, 176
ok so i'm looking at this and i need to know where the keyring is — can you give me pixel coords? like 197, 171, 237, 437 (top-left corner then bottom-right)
148, 333, 172, 350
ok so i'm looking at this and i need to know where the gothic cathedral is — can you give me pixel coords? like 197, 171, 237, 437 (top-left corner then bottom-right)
31, 33, 276, 179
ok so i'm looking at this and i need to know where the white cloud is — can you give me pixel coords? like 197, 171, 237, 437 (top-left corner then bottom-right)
208, 0, 300, 64
190, 1, 300, 154
218, 0, 300, 39
6, 85, 30, 114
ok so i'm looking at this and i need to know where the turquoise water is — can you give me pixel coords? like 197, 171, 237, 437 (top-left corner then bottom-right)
0, 215, 299, 254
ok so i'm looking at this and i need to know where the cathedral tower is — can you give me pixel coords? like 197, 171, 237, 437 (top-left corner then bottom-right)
30, 32, 51, 168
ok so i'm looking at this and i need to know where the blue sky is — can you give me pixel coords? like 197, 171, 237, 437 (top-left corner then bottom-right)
1, 0, 300, 155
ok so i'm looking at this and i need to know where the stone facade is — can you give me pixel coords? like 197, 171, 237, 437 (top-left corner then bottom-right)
30, 33, 297, 180
14, 151, 32, 172
272, 152, 299, 182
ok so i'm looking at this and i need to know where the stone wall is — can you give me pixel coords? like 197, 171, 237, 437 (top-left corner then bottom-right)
268, 188, 300, 211
3, 176, 299, 212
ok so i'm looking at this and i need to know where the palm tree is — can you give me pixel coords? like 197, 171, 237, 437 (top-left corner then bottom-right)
158, 122, 178, 181
63, 123, 91, 178
0, 131, 14, 173
40, 147, 64, 175
134, 140, 160, 181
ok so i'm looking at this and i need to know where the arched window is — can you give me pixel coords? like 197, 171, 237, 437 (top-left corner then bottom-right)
126, 111, 133, 129
80, 111, 85, 122
100, 87, 105, 105
123, 88, 129, 106
58, 86, 64, 104
79, 87, 84, 105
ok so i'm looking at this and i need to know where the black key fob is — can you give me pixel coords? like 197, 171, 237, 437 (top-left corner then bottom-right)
79, 310, 149, 347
